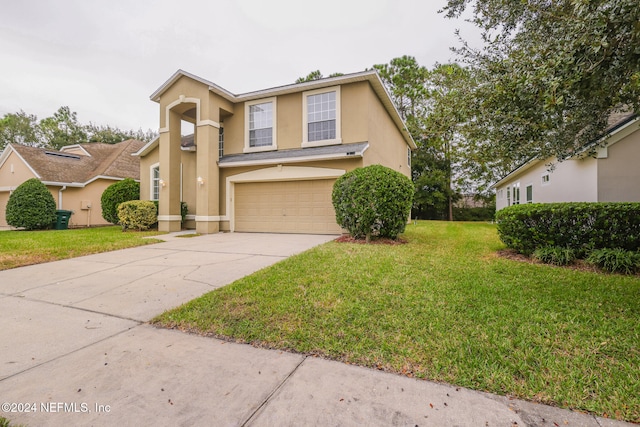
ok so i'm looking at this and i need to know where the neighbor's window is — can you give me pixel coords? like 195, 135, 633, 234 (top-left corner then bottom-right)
512, 183, 521, 205
506, 186, 511, 206
302, 86, 341, 147
151, 165, 160, 201
407, 147, 411, 167
542, 174, 550, 185
245, 98, 277, 152
526, 184, 533, 203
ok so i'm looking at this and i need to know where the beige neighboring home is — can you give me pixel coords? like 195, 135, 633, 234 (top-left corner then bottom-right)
0, 140, 145, 228
135, 69, 416, 234
493, 113, 640, 211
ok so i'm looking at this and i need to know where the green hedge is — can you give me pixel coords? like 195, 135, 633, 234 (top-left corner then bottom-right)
332, 165, 413, 241
101, 178, 140, 224
5, 178, 57, 230
495, 202, 640, 255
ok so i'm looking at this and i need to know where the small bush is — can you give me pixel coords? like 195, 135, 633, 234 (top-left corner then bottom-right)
332, 165, 414, 241
453, 206, 496, 222
586, 248, 640, 275
5, 178, 57, 230
117, 200, 157, 231
495, 202, 640, 255
101, 178, 140, 224
533, 246, 576, 266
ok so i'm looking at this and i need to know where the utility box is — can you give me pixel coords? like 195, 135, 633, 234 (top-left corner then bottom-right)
53, 210, 73, 230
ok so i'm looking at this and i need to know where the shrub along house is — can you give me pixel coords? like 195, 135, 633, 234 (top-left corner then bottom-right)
0, 140, 145, 227
134, 69, 416, 234
493, 113, 640, 210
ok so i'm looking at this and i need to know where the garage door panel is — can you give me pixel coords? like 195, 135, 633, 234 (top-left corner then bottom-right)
235, 180, 341, 234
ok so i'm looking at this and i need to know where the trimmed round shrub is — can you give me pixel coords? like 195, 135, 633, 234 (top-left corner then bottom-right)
5, 178, 57, 230
117, 200, 157, 231
495, 202, 640, 255
101, 178, 140, 224
332, 164, 414, 241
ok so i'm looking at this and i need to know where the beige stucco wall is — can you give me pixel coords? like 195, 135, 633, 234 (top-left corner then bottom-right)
495, 156, 598, 210
597, 125, 640, 202
362, 84, 412, 178
52, 180, 116, 228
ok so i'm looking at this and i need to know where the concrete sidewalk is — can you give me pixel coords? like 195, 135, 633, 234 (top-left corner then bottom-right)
0, 232, 634, 426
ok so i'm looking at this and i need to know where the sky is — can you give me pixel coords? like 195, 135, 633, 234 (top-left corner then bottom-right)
0, 0, 481, 133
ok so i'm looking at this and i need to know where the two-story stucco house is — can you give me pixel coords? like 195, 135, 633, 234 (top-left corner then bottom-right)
493, 113, 640, 211
134, 70, 416, 234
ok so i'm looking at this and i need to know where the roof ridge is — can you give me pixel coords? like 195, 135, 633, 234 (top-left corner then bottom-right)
94, 140, 133, 177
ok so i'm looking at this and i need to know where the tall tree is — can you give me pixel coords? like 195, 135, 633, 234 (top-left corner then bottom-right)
0, 110, 41, 151
39, 106, 88, 150
295, 70, 344, 83
374, 56, 459, 219
443, 0, 640, 162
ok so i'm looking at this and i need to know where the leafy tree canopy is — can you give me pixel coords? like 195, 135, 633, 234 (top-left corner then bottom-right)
0, 106, 156, 151
443, 0, 640, 162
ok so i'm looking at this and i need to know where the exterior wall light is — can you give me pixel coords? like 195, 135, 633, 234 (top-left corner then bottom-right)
159, 179, 166, 187
197, 176, 204, 185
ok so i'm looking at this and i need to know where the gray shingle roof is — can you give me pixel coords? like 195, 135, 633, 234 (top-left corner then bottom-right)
219, 142, 369, 165
11, 140, 145, 183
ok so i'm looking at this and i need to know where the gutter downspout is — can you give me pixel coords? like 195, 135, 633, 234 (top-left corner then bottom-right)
58, 185, 67, 209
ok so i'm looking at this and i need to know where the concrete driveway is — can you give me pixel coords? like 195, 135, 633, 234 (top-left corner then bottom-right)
0, 232, 634, 426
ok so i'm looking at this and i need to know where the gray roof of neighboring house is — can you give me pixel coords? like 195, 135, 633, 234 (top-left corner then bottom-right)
218, 142, 369, 166
8, 140, 145, 184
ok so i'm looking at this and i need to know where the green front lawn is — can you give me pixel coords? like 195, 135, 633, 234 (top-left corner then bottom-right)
154, 221, 640, 422
0, 226, 163, 270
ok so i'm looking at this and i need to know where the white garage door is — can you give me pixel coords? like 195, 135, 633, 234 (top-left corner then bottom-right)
234, 180, 342, 234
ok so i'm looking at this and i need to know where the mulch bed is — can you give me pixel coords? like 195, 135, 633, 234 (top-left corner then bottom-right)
334, 235, 408, 245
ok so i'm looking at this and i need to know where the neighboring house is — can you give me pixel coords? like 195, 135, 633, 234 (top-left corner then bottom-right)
493, 113, 640, 211
0, 140, 145, 227
134, 69, 416, 234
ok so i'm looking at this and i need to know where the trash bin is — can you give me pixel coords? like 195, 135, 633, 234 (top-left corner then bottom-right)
53, 210, 72, 230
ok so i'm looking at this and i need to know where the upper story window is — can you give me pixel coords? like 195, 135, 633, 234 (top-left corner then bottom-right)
151, 164, 160, 201
302, 86, 341, 148
245, 97, 277, 153
218, 124, 224, 158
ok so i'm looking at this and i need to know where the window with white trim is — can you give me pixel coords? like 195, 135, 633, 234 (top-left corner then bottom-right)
526, 184, 533, 203
302, 86, 341, 147
506, 186, 511, 206
151, 164, 160, 201
512, 183, 521, 205
245, 98, 276, 152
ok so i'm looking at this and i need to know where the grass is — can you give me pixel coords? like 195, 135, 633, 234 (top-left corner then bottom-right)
0, 226, 164, 270
153, 221, 640, 422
